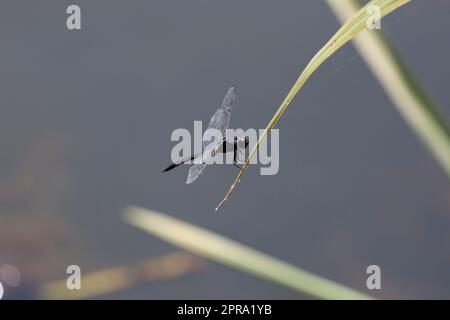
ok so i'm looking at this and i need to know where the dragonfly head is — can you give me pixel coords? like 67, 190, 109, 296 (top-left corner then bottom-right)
236, 136, 249, 149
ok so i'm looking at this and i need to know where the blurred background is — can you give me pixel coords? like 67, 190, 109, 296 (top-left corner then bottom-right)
0, 0, 449, 299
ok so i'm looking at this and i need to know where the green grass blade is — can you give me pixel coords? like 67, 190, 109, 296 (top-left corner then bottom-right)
216, 0, 412, 210
327, 0, 450, 177
123, 206, 373, 300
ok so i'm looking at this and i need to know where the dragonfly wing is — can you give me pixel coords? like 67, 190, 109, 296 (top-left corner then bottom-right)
205, 86, 235, 141
186, 163, 208, 184
186, 87, 235, 184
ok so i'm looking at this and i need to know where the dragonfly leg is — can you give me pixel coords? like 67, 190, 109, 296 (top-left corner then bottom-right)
233, 162, 242, 170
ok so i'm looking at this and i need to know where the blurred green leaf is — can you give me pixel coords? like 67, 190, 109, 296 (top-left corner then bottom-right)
124, 206, 373, 300
326, 0, 450, 177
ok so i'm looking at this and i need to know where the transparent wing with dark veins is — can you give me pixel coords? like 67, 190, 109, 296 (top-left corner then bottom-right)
186, 163, 207, 184
186, 86, 236, 184
203, 86, 235, 149
186, 140, 217, 184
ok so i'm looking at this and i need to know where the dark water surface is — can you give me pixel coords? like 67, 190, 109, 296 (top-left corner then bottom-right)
0, 0, 449, 299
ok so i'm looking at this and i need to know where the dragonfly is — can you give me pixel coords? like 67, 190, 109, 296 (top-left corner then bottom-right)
162, 86, 249, 184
